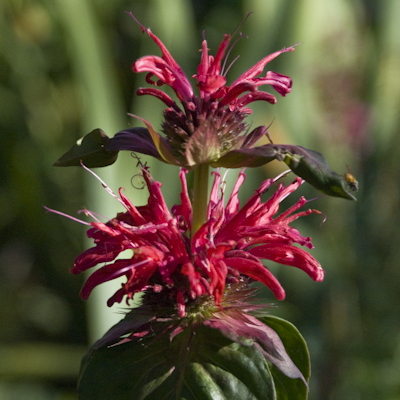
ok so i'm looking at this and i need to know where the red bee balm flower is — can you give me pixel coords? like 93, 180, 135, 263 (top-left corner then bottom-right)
106, 13, 295, 169
61, 168, 324, 316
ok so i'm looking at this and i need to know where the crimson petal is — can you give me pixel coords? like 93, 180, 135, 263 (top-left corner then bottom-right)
248, 244, 324, 282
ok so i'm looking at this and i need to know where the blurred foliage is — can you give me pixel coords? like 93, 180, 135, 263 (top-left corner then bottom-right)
1, 0, 400, 399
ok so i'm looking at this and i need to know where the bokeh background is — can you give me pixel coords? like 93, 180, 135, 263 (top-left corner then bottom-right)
1, 0, 400, 399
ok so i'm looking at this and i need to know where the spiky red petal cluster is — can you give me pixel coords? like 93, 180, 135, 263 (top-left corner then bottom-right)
71, 169, 323, 315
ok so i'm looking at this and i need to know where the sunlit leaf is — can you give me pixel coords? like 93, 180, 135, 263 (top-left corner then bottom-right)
53, 129, 118, 168
275, 145, 357, 201
213, 144, 356, 200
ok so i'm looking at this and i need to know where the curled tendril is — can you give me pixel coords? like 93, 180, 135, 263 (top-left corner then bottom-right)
129, 153, 149, 190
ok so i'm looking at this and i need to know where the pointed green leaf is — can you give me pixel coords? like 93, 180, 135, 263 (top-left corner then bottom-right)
275, 145, 357, 200
78, 321, 277, 400
211, 144, 356, 200
53, 129, 119, 168
204, 313, 306, 385
261, 316, 310, 400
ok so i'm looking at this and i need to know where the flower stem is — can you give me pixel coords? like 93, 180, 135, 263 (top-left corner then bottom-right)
192, 164, 209, 236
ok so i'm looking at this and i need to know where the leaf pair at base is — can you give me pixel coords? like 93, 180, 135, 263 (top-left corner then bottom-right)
78, 314, 310, 400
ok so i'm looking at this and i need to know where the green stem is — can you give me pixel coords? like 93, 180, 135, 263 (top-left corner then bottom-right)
192, 164, 209, 236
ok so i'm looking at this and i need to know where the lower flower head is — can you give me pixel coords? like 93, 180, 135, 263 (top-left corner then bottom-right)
50, 167, 324, 316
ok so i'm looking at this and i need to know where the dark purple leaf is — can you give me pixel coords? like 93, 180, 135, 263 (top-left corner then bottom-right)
242, 125, 270, 149
106, 127, 162, 159
212, 146, 278, 168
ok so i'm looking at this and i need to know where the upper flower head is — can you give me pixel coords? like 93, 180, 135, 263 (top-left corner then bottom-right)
130, 12, 293, 107
56, 167, 324, 316
54, 13, 357, 201
108, 13, 295, 169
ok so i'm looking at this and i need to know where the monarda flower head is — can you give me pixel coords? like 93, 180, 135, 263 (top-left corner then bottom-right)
104, 12, 295, 169
47, 166, 324, 317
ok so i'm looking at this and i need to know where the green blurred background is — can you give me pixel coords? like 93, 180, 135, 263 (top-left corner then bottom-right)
1, 0, 400, 398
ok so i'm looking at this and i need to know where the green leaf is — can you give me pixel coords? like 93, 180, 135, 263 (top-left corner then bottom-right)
275, 145, 357, 201
53, 129, 119, 168
261, 316, 310, 400
78, 322, 277, 400
212, 144, 356, 200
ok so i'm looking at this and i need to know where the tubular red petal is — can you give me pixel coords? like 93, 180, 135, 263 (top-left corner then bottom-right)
80, 258, 157, 301
172, 169, 192, 231
216, 177, 276, 242
195, 34, 231, 96
209, 34, 231, 76
248, 244, 324, 282
225, 256, 286, 300
219, 82, 257, 106
235, 92, 277, 108
197, 39, 209, 77
230, 46, 296, 86
146, 29, 189, 85
143, 170, 172, 223
225, 170, 246, 218
136, 87, 175, 107
197, 75, 227, 93
133, 56, 175, 85
132, 27, 194, 101
118, 188, 147, 225
72, 244, 122, 274
208, 171, 222, 217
